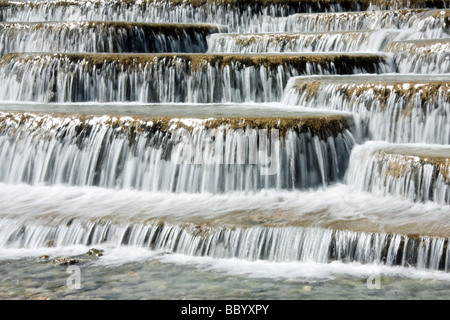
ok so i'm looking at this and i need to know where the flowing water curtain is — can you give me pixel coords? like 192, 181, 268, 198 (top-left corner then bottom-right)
407, 9, 450, 38
346, 141, 450, 205
0, 22, 224, 56
281, 75, 450, 144
1, 0, 431, 32
385, 39, 450, 74
206, 30, 405, 53
0, 112, 356, 192
281, 9, 450, 35
1, 218, 449, 271
0, 53, 394, 103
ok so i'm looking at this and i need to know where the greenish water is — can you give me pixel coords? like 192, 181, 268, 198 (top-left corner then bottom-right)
1, 253, 450, 300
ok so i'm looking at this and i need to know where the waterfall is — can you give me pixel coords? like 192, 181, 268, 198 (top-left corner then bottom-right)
279, 9, 449, 35
0, 111, 356, 192
1, 0, 446, 32
207, 30, 405, 53
0, 0, 363, 33
0, 22, 225, 55
0, 217, 448, 271
0, 52, 393, 103
346, 141, 450, 205
408, 9, 450, 38
281, 74, 450, 144
385, 39, 450, 74
0, 0, 449, 297
281, 10, 424, 32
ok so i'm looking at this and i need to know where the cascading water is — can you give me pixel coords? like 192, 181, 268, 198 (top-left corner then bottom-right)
207, 30, 407, 53
3, 0, 442, 33
0, 22, 225, 55
281, 74, 450, 144
0, 0, 367, 33
0, 112, 355, 192
0, 0, 449, 300
277, 9, 449, 35
385, 39, 450, 73
0, 52, 393, 103
280, 10, 427, 32
0, 218, 448, 271
346, 141, 450, 205
408, 9, 450, 38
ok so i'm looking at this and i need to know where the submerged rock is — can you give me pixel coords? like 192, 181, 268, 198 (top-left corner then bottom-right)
86, 248, 104, 257
51, 257, 83, 266
46, 240, 55, 248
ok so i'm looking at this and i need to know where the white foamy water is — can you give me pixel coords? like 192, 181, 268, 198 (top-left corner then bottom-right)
0, 183, 449, 272
157, 254, 450, 282
0, 183, 448, 231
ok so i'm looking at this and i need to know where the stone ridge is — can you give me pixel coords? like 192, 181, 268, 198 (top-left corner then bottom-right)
0, 52, 389, 73
0, 0, 446, 9
0, 111, 355, 140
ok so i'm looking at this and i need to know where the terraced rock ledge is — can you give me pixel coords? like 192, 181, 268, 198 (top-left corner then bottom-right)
0, 111, 356, 192
1, 216, 449, 271
0, 21, 226, 55
0, 110, 354, 137
282, 74, 450, 144
0, 0, 446, 32
347, 141, 450, 205
0, 52, 392, 103
280, 9, 443, 33
1, 52, 389, 71
385, 39, 450, 73
207, 30, 402, 53
0, 0, 445, 10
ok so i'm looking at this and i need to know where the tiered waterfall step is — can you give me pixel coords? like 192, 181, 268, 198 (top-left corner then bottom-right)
273, 9, 449, 35
0, 110, 356, 192
282, 74, 450, 144
207, 30, 405, 53
385, 38, 450, 73
408, 8, 450, 37
0, 213, 449, 271
347, 141, 450, 205
0, 21, 226, 55
0, 0, 447, 32
0, 52, 394, 103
